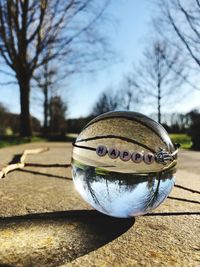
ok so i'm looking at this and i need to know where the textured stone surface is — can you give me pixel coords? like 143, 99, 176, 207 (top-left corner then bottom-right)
0, 212, 133, 267
0, 142, 199, 267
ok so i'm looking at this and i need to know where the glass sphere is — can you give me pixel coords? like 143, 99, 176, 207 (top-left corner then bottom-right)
71, 111, 177, 218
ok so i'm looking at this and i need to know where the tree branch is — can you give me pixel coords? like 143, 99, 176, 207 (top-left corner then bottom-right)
0, 147, 49, 179
166, 3, 200, 67
177, 0, 200, 41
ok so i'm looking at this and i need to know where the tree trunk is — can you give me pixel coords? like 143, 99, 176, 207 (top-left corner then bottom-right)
43, 85, 48, 135
19, 79, 32, 137
158, 85, 161, 124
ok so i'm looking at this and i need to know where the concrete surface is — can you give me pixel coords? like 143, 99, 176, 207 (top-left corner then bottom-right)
0, 142, 199, 267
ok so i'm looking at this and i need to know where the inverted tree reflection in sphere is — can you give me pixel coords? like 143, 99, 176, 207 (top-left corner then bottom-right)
71, 111, 177, 218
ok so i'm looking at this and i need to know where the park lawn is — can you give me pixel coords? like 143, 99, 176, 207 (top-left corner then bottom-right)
0, 135, 46, 148
0, 133, 191, 149
169, 133, 192, 149
0, 133, 77, 148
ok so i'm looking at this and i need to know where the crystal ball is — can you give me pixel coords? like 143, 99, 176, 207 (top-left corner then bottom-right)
71, 111, 177, 218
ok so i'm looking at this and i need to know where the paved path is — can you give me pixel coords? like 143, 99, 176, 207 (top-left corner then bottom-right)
0, 142, 199, 267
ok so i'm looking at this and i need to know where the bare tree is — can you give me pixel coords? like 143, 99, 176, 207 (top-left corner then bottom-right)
91, 89, 119, 116
34, 57, 57, 135
0, 0, 111, 136
128, 40, 185, 123
49, 95, 67, 135
118, 77, 141, 111
155, 0, 200, 91
155, 0, 200, 148
91, 81, 141, 117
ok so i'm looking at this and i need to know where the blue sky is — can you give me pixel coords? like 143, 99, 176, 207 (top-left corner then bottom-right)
1, 0, 200, 121
67, 0, 153, 118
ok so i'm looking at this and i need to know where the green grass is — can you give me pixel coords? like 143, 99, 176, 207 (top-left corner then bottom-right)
67, 133, 78, 138
0, 133, 192, 150
0, 133, 78, 148
169, 133, 192, 149
0, 135, 46, 148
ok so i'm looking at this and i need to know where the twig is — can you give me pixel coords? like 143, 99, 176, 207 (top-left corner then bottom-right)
20, 148, 49, 163
0, 147, 49, 179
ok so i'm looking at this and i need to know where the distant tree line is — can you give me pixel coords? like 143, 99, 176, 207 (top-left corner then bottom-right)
67, 116, 95, 134
0, 96, 67, 136
90, 89, 200, 150
1, 95, 200, 150
0, 104, 40, 134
